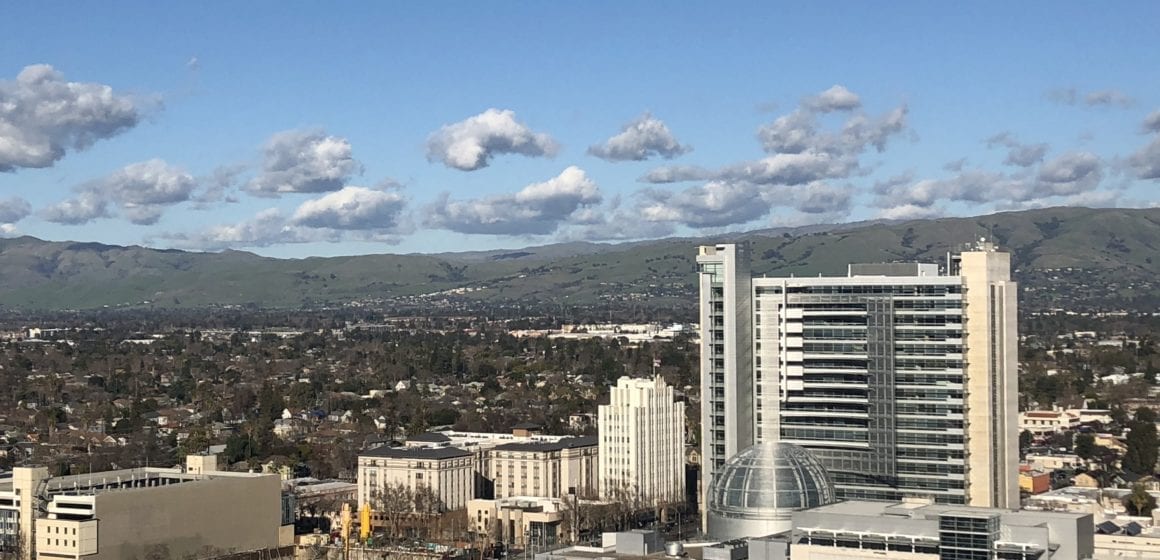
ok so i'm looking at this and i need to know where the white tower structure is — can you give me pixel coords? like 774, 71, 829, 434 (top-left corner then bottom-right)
598, 376, 686, 507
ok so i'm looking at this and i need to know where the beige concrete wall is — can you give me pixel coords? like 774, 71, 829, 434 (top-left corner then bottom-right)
13, 467, 48, 559
960, 249, 1019, 509
87, 474, 281, 560
1093, 533, 1160, 559
792, 544, 936, 559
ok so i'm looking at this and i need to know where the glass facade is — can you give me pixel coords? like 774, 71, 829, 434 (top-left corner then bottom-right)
754, 278, 968, 504
707, 443, 837, 516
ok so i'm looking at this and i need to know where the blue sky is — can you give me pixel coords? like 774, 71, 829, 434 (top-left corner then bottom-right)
1, 2, 1158, 257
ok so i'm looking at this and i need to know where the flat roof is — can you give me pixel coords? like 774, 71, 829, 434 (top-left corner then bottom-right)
495, 436, 598, 452
361, 446, 473, 460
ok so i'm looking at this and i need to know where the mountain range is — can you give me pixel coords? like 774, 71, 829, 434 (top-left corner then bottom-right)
0, 206, 1157, 311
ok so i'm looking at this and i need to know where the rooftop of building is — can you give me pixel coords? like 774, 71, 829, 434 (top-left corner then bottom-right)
0, 465, 269, 498
360, 445, 473, 460
493, 436, 598, 452
803, 499, 1089, 524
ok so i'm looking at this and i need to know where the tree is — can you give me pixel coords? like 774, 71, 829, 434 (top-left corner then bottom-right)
1124, 483, 1157, 517
1019, 430, 1034, 453
1123, 416, 1159, 474
1074, 433, 1096, 461
371, 482, 414, 540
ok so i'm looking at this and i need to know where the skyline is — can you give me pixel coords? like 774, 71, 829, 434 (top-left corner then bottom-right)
1, 2, 1159, 258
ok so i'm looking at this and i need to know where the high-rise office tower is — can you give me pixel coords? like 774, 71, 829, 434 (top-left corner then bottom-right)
696, 240, 1018, 514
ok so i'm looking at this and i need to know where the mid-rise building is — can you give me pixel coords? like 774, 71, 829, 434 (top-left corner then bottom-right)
697, 241, 1019, 515
598, 376, 686, 506
0, 454, 285, 560
357, 446, 474, 516
485, 437, 598, 500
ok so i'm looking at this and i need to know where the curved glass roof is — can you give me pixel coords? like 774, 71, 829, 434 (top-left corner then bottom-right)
708, 442, 837, 517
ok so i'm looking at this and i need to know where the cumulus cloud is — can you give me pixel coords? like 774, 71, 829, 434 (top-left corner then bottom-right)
638, 165, 714, 184
757, 85, 907, 157
40, 192, 109, 225
1047, 87, 1134, 108
425, 109, 558, 171
629, 179, 849, 232
718, 152, 856, 186
876, 204, 945, 221
805, 85, 862, 113
1035, 152, 1102, 197
291, 185, 407, 232
162, 209, 337, 251
0, 64, 144, 171
587, 113, 690, 161
0, 197, 31, 223
42, 159, 197, 225
872, 152, 1104, 212
247, 129, 361, 195
1128, 137, 1160, 180
425, 166, 600, 235
638, 182, 771, 228
1144, 110, 1160, 134
986, 132, 1049, 167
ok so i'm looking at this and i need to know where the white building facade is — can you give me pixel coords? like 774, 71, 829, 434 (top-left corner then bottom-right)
357, 446, 474, 514
696, 241, 1019, 515
598, 376, 686, 506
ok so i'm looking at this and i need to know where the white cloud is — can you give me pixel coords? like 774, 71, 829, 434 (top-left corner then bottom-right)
424, 166, 600, 235
162, 209, 337, 251
719, 152, 855, 186
876, 204, 946, 221
587, 113, 690, 161
0, 197, 31, 223
40, 192, 109, 225
872, 152, 1104, 210
247, 129, 361, 195
757, 85, 907, 156
986, 132, 1049, 167
638, 165, 714, 184
291, 185, 407, 231
42, 159, 197, 225
0, 64, 144, 171
805, 85, 862, 113
1128, 136, 1160, 180
425, 109, 558, 171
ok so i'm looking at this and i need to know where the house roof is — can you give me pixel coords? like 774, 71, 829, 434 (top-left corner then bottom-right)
360, 446, 472, 460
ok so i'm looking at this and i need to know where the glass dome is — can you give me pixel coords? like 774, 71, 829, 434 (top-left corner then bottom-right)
706, 442, 838, 540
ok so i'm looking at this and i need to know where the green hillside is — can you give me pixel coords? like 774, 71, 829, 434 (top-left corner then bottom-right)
0, 206, 1157, 311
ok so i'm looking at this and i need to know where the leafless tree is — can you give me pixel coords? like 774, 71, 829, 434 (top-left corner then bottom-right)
371, 482, 414, 541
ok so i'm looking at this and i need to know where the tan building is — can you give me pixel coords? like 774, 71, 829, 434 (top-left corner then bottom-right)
484, 437, 597, 500
1093, 532, 1160, 559
0, 454, 285, 560
1020, 410, 1081, 434
958, 244, 1020, 509
468, 497, 566, 547
357, 446, 474, 514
